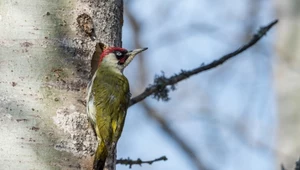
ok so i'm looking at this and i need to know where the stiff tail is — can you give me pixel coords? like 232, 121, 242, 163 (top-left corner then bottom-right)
93, 141, 107, 170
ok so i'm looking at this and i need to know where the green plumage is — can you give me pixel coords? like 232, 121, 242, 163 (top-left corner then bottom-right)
87, 64, 130, 170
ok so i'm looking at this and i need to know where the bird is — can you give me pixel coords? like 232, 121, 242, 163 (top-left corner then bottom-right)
87, 46, 148, 170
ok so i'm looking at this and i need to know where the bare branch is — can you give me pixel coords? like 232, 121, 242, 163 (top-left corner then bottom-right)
117, 156, 167, 168
129, 19, 278, 106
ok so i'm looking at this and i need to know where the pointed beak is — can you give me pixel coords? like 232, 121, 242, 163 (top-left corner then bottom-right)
123, 47, 148, 67
127, 47, 148, 56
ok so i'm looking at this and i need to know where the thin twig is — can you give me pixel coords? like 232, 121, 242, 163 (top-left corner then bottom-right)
129, 19, 278, 106
116, 156, 167, 168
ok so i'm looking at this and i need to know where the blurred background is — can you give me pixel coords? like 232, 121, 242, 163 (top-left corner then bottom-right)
116, 0, 300, 170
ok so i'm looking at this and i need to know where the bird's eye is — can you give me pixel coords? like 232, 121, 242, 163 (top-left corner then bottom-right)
116, 51, 122, 56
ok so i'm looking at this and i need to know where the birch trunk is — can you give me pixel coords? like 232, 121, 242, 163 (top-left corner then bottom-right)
0, 0, 123, 169
275, 0, 300, 168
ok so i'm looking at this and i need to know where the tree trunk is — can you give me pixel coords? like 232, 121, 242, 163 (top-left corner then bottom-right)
275, 0, 300, 169
0, 0, 123, 169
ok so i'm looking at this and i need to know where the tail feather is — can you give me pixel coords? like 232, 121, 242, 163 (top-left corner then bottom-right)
93, 141, 107, 170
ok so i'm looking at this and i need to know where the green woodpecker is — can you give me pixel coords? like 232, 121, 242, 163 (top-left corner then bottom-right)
87, 46, 148, 170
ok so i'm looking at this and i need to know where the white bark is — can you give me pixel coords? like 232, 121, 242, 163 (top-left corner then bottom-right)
0, 0, 122, 169
275, 0, 300, 169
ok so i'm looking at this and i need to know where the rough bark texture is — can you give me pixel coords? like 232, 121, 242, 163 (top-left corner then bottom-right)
91, 0, 123, 47
0, 0, 122, 169
88, 1, 124, 169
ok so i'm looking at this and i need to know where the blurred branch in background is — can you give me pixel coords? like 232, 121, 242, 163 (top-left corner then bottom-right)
125, 7, 211, 170
141, 103, 211, 170
281, 158, 300, 170
129, 19, 278, 106
124, 7, 147, 89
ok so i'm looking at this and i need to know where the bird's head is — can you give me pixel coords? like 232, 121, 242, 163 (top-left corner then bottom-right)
99, 47, 148, 72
